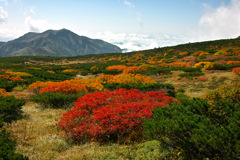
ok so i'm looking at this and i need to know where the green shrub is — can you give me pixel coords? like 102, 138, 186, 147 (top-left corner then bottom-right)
0, 79, 20, 92
204, 62, 226, 70
0, 96, 26, 123
143, 98, 240, 160
178, 71, 204, 79
0, 128, 29, 160
204, 82, 240, 105
30, 92, 85, 108
102, 83, 176, 97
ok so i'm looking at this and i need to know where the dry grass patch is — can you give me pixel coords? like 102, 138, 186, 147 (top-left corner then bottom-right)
6, 102, 68, 159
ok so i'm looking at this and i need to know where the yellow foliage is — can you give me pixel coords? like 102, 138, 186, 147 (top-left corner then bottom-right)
90, 66, 99, 71
62, 69, 77, 73
68, 78, 105, 92
194, 62, 211, 68
97, 74, 156, 84
5, 70, 32, 77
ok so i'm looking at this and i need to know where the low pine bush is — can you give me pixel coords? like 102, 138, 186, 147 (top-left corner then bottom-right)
143, 98, 240, 160
30, 92, 85, 108
0, 128, 29, 160
0, 96, 26, 123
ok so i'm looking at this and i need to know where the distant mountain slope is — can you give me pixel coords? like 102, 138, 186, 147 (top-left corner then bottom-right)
0, 29, 122, 57
0, 42, 5, 47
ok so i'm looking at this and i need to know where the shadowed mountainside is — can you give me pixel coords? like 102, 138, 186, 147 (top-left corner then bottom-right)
0, 29, 122, 57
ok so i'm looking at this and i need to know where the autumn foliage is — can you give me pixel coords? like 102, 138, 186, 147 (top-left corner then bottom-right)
122, 66, 147, 74
232, 67, 240, 76
58, 89, 176, 142
97, 74, 156, 84
68, 78, 105, 92
226, 61, 240, 65
106, 65, 147, 74
0, 88, 10, 97
204, 82, 240, 105
0, 74, 25, 81
39, 81, 88, 94
106, 65, 127, 71
27, 81, 57, 93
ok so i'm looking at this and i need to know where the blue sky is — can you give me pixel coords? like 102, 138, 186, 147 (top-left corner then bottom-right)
0, 0, 239, 51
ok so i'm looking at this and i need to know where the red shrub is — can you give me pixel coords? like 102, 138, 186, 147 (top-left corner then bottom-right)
58, 89, 176, 142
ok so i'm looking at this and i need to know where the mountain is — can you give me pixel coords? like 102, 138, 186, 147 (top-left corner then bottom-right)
0, 29, 122, 57
0, 42, 5, 47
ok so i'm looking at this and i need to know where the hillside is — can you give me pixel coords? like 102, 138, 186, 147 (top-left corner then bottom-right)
0, 29, 122, 57
0, 42, 5, 47
0, 37, 240, 159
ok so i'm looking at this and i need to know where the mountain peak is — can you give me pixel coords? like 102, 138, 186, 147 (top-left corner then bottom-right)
0, 29, 122, 57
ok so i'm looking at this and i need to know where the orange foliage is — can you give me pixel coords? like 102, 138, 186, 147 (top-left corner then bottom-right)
226, 61, 240, 65
62, 69, 77, 73
223, 52, 234, 56
39, 81, 88, 94
179, 52, 189, 56
106, 65, 127, 71
47, 71, 55, 74
232, 67, 240, 76
27, 81, 57, 93
68, 78, 105, 92
0, 74, 25, 81
123, 66, 147, 74
0, 88, 10, 97
147, 60, 157, 64
193, 51, 208, 56
168, 62, 191, 67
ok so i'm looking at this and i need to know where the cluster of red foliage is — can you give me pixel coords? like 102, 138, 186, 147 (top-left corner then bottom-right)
39, 81, 88, 94
58, 89, 176, 142
232, 67, 240, 76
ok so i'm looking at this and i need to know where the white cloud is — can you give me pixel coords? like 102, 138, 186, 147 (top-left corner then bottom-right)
76, 31, 185, 52
0, 26, 26, 41
124, 0, 135, 8
0, 6, 7, 22
24, 17, 51, 32
197, 0, 240, 41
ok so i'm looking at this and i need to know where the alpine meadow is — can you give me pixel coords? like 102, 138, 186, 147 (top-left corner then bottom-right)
0, 0, 240, 160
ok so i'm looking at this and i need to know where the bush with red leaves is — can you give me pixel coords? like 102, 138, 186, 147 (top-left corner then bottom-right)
58, 89, 176, 143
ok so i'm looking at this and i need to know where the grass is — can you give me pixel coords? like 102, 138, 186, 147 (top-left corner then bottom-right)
152, 70, 235, 97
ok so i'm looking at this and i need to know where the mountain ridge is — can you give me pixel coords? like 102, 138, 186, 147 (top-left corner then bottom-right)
0, 29, 122, 57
